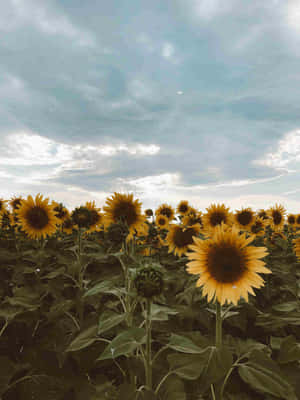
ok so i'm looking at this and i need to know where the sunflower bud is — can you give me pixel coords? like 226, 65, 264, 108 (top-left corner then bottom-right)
133, 266, 164, 299
145, 209, 153, 217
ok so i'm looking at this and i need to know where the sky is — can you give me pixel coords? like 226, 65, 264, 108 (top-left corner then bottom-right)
1, 0, 300, 214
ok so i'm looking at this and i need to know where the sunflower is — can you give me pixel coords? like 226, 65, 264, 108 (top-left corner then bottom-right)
0, 198, 8, 214
176, 200, 190, 216
103, 192, 146, 235
295, 214, 300, 227
0, 210, 11, 230
16, 194, 60, 239
266, 204, 286, 232
265, 232, 287, 249
51, 201, 69, 223
257, 209, 269, 221
286, 214, 297, 232
186, 223, 271, 306
166, 223, 201, 257
155, 203, 175, 221
249, 217, 267, 238
233, 207, 256, 232
84, 201, 103, 234
9, 196, 23, 211
145, 209, 153, 217
182, 212, 203, 228
62, 217, 76, 234
292, 237, 300, 261
202, 203, 234, 236
126, 222, 149, 243
155, 215, 169, 230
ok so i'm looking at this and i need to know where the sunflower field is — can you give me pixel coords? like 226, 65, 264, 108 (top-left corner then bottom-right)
1, 193, 300, 399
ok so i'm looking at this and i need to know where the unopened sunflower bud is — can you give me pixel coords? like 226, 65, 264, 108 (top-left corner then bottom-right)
133, 266, 164, 299
145, 209, 153, 217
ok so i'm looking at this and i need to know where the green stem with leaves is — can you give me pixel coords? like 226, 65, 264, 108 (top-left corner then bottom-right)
76, 228, 84, 327
145, 298, 152, 390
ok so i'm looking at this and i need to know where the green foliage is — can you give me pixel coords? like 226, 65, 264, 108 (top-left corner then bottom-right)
0, 223, 300, 399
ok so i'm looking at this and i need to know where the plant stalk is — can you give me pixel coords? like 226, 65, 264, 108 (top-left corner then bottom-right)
216, 300, 222, 350
145, 298, 152, 390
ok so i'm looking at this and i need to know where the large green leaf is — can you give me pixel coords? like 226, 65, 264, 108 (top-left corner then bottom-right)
83, 278, 121, 298
160, 376, 186, 400
238, 349, 297, 399
167, 353, 207, 380
167, 334, 204, 354
97, 328, 146, 360
65, 324, 98, 352
0, 357, 16, 395
97, 311, 126, 335
277, 335, 300, 364
198, 345, 233, 394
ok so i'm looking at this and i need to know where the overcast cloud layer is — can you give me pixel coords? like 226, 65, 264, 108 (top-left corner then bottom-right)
1, 0, 300, 213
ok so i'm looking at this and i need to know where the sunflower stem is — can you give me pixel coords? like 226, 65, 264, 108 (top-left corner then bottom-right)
76, 228, 84, 327
145, 298, 152, 391
215, 301, 222, 350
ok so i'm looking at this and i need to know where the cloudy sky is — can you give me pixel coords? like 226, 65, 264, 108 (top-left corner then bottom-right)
1, 0, 300, 213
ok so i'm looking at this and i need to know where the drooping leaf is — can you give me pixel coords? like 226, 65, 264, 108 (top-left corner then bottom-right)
238, 349, 297, 400
65, 324, 98, 352
97, 311, 125, 335
97, 328, 146, 361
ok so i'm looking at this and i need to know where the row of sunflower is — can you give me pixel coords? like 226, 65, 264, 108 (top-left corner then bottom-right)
1, 193, 300, 307
0, 193, 300, 399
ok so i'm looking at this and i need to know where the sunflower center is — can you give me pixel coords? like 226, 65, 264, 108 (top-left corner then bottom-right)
26, 206, 49, 229
258, 211, 267, 219
173, 227, 196, 247
207, 243, 246, 283
12, 199, 21, 209
210, 212, 227, 227
272, 211, 282, 225
63, 219, 73, 229
237, 211, 253, 226
114, 201, 138, 226
160, 208, 172, 219
251, 221, 263, 234
297, 216, 300, 225
288, 215, 295, 224
179, 204, 189, 213
158, 217, 166, 226
90, 210, 101, 225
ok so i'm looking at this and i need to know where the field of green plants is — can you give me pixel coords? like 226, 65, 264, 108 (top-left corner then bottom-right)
0, 193, 300, 400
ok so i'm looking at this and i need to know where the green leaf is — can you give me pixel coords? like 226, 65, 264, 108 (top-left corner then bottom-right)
278, 335, 300, 364
167, 353, 206, 380
168, 334, 204, 354
160, 375, 186, 400
98, 311, 125, 335
65, 324, 98, 352
272, 302, 299, 312
97, 328, 146, 361
270, 336, 283, 351
41, 267, 66, 279
143, 304, 178, 321
0, 357, 16, 395
198, 345, 233, 394
83, 279, 120, 298
238, 349, 297, 400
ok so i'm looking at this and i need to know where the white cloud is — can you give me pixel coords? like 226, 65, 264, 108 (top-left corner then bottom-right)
162, 42, 175, 58
187, 0, 236, 20
4, 0, 96, 47
252, 129, 300, 172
